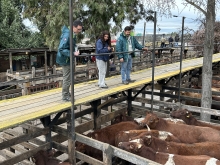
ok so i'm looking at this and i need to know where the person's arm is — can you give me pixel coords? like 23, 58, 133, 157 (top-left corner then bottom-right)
96, 40, 109, 53
58, 33, 70, 57
133, 37, 143, 50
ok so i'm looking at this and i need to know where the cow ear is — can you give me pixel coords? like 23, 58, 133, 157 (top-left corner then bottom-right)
31, 157, 36, 163
155, 118, 159, 123
130, 144, 134, 149
137, 143, 142, 149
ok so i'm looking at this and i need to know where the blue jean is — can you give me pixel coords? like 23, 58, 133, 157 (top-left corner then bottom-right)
121, 57, 132, 82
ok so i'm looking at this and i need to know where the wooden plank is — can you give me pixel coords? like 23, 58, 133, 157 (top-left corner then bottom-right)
0, 143, 50, 165
0, 128, 49, 150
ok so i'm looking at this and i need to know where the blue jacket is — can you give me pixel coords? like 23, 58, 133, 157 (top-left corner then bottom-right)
56, 26, 76, 66
95, 39, 111, 62
116, 32, 143, 62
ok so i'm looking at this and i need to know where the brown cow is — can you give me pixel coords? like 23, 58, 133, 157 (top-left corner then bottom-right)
32, 150, 70, 165
111, 113, 134, 124
118, 129, 181, 145
180, 91, 201, 106
118, 142, 220, 165
171, 109, 220, 130
140, 112, 220, 143
131, 135, 220, 159
76, 121, 144, 161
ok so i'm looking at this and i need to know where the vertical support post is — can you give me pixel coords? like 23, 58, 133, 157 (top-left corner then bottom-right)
40, 116, 52, 149
127, 89, 132, 116
188, 70, 193, 88
140, 22, 146, 62
106, 59, 110, 78
151, 11, 157, 111
29, 54, 31, 69
178, 17, 185, 105
22, 76, 30, 95
9, 52, 13, 74
68, 0, 76, 164
44, 51, 49, 83
159, 79, 165, 111
50, 53, 53, 67
91, 99, 101, 130
32, 67, 36, 86
53, 65, 57, 82
103, 144, 112, 165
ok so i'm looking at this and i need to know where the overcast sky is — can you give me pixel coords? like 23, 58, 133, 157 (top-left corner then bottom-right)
122, 2, 220, 35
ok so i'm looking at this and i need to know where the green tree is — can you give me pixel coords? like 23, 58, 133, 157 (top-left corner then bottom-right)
0, 0, 44, 49
22, 0, 154, 49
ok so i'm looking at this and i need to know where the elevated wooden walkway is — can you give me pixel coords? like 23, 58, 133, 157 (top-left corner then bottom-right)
1, 53, 220, 131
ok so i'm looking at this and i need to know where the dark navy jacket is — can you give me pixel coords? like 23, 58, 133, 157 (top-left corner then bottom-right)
56, 26, 76, 66
96, 39, 111, 62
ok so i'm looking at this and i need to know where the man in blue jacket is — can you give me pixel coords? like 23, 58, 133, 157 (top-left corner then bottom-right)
56, 20, 82, 101
116, 26, 148, 85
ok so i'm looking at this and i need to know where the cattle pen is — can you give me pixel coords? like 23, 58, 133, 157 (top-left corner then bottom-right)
1, 52, 220, 165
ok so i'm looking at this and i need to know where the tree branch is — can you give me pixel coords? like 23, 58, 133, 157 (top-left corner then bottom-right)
185, 0, 207, 16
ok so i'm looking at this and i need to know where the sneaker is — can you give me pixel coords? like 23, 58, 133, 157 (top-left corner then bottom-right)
127, 79, 136, 83
100, 86, 108, 89
62, 97, 71, 102
122, 81, 129, 85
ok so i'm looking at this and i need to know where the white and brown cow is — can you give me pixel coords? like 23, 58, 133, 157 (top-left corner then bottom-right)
140, 112, 220, 143
118, 142, 220, 165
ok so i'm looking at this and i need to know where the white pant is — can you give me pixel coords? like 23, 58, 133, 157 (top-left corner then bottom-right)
96, 59, 107, 87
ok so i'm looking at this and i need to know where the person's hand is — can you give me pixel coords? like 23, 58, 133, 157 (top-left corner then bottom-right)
74, 51, 80, 56
120, 58, 124, 62
108, 46, 111, 51
142, 47, 148, 52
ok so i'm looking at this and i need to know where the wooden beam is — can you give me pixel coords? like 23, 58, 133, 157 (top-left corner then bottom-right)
0, 128, 49, 150
0, 143, 50, 165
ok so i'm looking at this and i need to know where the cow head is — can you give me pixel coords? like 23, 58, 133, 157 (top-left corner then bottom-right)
140, 112, 159, 129
118, 142, 143, 153
170, 109, 192, 123
75, 141, 87, 153
32, 150, 51, 165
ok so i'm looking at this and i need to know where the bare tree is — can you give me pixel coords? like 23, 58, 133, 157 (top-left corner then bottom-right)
141, 0, 217, 121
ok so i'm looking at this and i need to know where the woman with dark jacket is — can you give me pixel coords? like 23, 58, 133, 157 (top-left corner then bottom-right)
96, 31, 112, 88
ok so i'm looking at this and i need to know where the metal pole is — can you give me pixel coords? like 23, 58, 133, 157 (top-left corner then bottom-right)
178, 17, 185, 104
142, 22, 146, 46
68, 0, 76, 164
151, 12, 157, 111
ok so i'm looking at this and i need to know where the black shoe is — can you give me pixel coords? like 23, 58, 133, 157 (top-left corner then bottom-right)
62, 97, 71, 102
122, 81, 129, 85
127, 79, 136, 83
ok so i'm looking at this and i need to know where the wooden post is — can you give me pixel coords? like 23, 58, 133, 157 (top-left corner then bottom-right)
44, 51, 48, 83
6, 69, 11, 81
9, 52, 13, 74
22, 76, 30, 95
49, 53, 53, 67
103, 144, 112, 165
91, 99, 101, 130
52, 65, 57, 82
159, 79, 165, 111
32, 67, 36, 86
127, 89, 132, 116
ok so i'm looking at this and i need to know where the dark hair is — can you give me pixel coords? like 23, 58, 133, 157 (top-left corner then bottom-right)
124, 26, 132, 31
99, 31, 111, 47
73, 20, 83, 27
